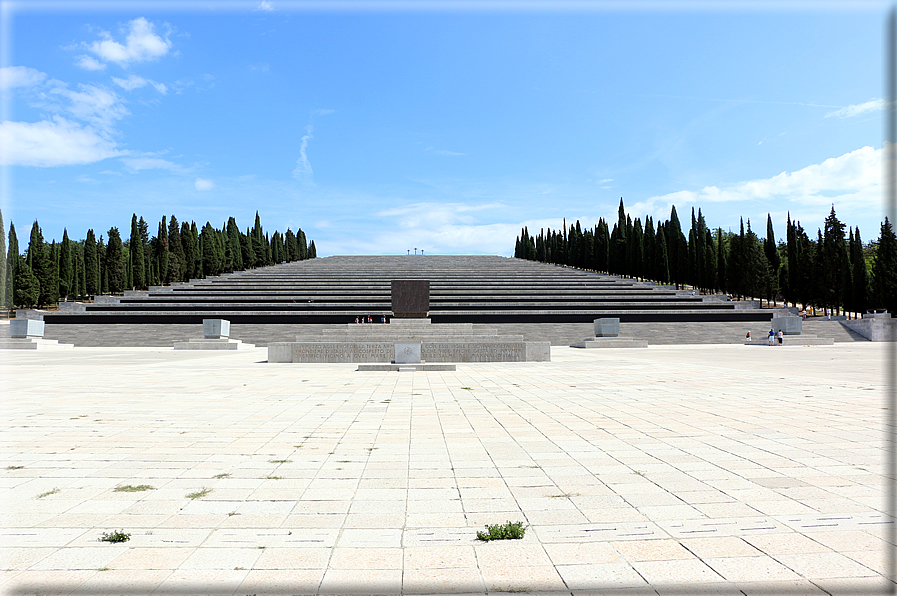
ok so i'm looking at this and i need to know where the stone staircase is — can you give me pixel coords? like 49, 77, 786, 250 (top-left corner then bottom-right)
42, 255, 771, 326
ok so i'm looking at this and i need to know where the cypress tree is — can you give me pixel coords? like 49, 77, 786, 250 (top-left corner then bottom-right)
630, 218, 643, 279
168, 216, 184, 282
106, 228, 125, 293
667, 206, 683, 287
643, 217, 656, 282
84, 230, 98, 296
59, 229, 73, 300
813, 229, 826, 313
200, 222, 221, 276
795, 223, 813, 310
27, 221, 54, 307
74, 242, 85, 299
271, 231, 283, 264
822, 207, 847, 314
654, 224, 670, 284
5, 223, 16, 309
744, 220, 768, 302
596, 219, 609, 273
785, 214, 797, 307
157, 217, 170, 284
872, 217, 897, 313
703, 227, 717, 293
763, 215, 780, 306
308, 240, 316, 258
727, 220, 745, 299
715, 229, 727, 295
297, 229, 308, 260
252, 212, 267, 266
851, 227, 869, 316
242, 228, 255, 269
0, 210, 6, 309
14, 261, 39, 308
226, 217, 243, 271
285, 229, 299, 262
129, 215, 146, 290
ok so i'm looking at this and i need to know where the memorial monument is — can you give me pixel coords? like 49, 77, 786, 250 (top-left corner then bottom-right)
268, 278, 550, 365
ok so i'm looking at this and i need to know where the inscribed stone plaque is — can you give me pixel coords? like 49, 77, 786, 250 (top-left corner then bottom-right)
395, 343, 422, 364
391, 280, 429, 318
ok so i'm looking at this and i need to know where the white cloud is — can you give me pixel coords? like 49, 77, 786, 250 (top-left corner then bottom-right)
0, 117, 122, 167
121, 157, 183, 173
74, 55, 106, 71
46, 83, 129, 133
112, 74, 167, 94
195, 178, 215, 191
82, 17, 171, 67
292, 124, 314, 185
256, 1, 275, 12
313, 108, 335, 115
825, 99, 884, 119
0, 66, 47, 90
628, 146, 881, 226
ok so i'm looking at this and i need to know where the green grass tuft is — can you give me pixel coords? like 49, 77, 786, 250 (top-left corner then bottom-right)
37, 488, 60, 499
114, 484, 154, 492
476, 520, 527, 542
98, 530, 130, 543
186, 487, 212, 499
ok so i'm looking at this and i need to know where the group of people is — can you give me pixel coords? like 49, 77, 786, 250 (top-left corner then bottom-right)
354, 315, 387, 324
745, 329, 784, 345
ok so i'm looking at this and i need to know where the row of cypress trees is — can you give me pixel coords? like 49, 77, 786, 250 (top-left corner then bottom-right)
515, 199, 897, 316
0, 211, 317, 309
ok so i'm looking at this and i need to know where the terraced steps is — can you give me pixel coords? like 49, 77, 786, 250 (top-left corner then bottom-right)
43, 255, 773, 325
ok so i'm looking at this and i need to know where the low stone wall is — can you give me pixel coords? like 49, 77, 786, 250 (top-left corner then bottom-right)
840, 318, 897, 342
268, 340, 550, 363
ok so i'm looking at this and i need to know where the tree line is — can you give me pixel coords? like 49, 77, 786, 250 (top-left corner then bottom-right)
0, 211, 317, 309
515, 199, 897, 316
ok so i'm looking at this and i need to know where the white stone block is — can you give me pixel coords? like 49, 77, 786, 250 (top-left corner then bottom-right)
203, 319, 230, 339
10, 319, 44, 338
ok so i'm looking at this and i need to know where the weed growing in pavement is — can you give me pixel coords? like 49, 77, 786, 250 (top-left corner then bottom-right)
186, 488, 211, 499
213, 473, 231, 479
114, 484, 154, 492
98, 530, 130, 543
6, 466, 24, 470
37, 488, 60, 499
268, 459, 291, 464
476, 521, 527, 542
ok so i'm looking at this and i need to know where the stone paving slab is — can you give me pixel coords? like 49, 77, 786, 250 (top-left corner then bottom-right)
0, 343, 892, 595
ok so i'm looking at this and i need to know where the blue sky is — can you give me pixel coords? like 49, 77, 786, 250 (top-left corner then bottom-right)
0, 1, 888, 256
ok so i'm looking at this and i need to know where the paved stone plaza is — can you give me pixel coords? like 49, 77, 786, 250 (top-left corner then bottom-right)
1, 343, 892, 595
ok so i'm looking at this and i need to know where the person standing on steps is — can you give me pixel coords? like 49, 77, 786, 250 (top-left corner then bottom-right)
777, 329, 783, 345
768, 329, 775, 346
